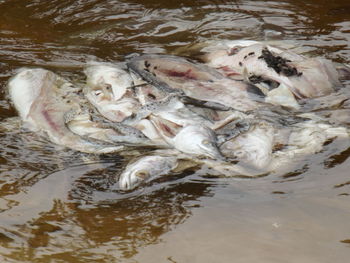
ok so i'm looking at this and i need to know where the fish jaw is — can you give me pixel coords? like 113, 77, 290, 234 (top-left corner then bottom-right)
119, 155, 178, 190
84, 63, 134, 100
173, 125, 224, 160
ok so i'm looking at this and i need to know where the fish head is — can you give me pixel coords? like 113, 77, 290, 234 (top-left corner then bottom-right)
84, 63, 134, 101
86, 85, 140, 122
119, 168, 150, 190
85, 84, 114, 105
118, 155, 178, 190
174, 125, 224, 160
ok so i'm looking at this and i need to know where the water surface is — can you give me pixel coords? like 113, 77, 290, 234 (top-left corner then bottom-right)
0, 0, 350, 262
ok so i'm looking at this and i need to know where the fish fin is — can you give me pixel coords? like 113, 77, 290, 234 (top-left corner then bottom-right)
242, 67, 250, 82
180, 96, 231, 111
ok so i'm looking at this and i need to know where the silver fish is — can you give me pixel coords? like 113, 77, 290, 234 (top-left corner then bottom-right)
119, 155, 179, 190
149, 115, 223, 160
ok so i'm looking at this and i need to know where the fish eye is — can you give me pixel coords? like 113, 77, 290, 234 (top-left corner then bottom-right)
135, 170, 149, 179
202, 140, 210, 145
105, 84, 112, 90
94, 90, 103, 96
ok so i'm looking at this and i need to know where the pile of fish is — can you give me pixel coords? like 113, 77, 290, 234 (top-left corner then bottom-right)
7, 40, 350, 190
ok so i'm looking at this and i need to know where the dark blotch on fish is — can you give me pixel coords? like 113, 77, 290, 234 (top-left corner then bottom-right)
144, 60, 151, 68
248, 52, 255, 56
239, 62, 243, 67
248, 75, 280, 90
258, 48, 301, 77
147, 93, 157, 100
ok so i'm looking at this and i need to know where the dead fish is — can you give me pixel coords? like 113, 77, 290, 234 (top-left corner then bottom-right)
119, 155, 179, 190
127, 54, 264, 111
84, 62, 134, 100
85, 85, 140, 122
203, 41, 341, 102
172, 124, 224, 160
130, 72, 169, 105
133, 118, 168, 146
126, 94, 224, 159
67, 112, 158, 147
269, 120, 350, 171
220, 121, 275, 170
8, 68, 123, 154
150, 114, 223, 160
84, 63, 141, 122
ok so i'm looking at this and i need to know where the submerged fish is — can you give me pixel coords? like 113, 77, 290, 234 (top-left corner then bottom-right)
119, 155, 179, 190
8, 68, 123, 153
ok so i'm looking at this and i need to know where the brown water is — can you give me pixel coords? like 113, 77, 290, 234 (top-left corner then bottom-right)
0, 0, 350, 262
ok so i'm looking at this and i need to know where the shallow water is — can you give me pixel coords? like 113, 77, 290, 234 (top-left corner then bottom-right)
0, 0, 350, 262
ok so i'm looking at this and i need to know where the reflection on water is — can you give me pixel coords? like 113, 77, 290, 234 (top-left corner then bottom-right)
0, 0, 350, 262
0, 163, 214, 261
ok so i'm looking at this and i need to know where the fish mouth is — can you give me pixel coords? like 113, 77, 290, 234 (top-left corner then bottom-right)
119, 171, 140, 190
199, 143, 225, 161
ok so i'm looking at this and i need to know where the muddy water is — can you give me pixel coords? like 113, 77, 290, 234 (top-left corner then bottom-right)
0, 0, 350, 262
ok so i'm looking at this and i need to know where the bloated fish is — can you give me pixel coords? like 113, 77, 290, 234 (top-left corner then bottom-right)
8, 68, 123, 153
127, 54, 265, 112
202, 41, 342, 107
119, 155, 179, 190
